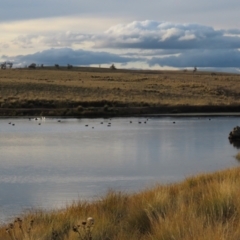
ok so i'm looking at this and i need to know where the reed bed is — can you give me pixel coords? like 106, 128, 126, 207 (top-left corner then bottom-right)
1, 167, 240, 240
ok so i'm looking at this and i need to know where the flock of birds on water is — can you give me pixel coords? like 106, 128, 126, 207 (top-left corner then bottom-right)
7, 117, 154, 128
7, 117, 213, 128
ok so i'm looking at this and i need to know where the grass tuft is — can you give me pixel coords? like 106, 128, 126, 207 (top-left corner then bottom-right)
1, 168, 240, 239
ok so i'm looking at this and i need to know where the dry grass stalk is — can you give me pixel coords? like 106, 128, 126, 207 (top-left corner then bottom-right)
1, 168, 240, 239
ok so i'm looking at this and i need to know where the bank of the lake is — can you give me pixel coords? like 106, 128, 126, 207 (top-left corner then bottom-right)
1, 167, 240, 240
1, 67, 240, 117
1, 105, 240, 118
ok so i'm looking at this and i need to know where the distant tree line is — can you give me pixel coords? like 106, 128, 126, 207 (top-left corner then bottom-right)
1, 62, 118, 70
0, 62, 13, 69
27, 63, 74, 69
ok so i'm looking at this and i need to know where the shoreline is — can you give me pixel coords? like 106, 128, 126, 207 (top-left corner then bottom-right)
0, 105, 240, 118
1, 166, 240, 239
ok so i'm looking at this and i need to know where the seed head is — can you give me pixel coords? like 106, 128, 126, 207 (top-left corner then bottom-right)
87, 217, 94, 225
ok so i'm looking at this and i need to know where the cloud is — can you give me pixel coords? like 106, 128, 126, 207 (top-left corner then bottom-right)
2, 20, 240, 71
0, 0, 240, 31
95, 20, 240, 50
41, 33, 91, 47
12, 32, 92, 49
5, 20, 240, 52
3, 48, 139, 66
148, 49, 240, 68
0, 0, 135, 22
0, 16, 124, 56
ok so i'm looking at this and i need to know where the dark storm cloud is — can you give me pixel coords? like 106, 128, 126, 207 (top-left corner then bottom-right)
148, 49, 240, 68
3, 48, 138, 66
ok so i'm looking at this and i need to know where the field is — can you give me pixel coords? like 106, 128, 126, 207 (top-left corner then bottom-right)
1, 67, 240, 116
2, 67, 240, 239
2, 167, 240, 240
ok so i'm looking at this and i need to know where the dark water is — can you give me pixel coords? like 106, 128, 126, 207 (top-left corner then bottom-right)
0, 116, 239, 223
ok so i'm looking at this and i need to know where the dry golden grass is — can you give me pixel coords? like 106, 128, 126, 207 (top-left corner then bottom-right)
1, 67, 240, 116
2, 167, 240, 240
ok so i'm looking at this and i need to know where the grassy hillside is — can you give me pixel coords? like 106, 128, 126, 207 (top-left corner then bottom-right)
1, 67, 240, 116
2, 167, 240, 240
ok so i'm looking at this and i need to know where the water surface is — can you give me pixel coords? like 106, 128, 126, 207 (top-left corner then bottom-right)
0, 116, 239, 223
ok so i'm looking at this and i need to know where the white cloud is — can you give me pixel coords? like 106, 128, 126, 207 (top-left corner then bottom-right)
95, 20, 240, 50
160, 28, 180, 41
179, 33, 196, 41
0, 16, 126, 56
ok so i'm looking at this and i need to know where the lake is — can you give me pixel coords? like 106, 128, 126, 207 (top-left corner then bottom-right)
0, 116, 239, 223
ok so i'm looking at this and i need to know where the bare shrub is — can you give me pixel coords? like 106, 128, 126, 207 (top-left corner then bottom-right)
28, 63, 36, 69
0, 62, 6, 69
67, 64, 73, 69
110, 64, 116, 70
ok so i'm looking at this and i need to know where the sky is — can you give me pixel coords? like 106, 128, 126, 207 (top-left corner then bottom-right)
1, 0, 240, 72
